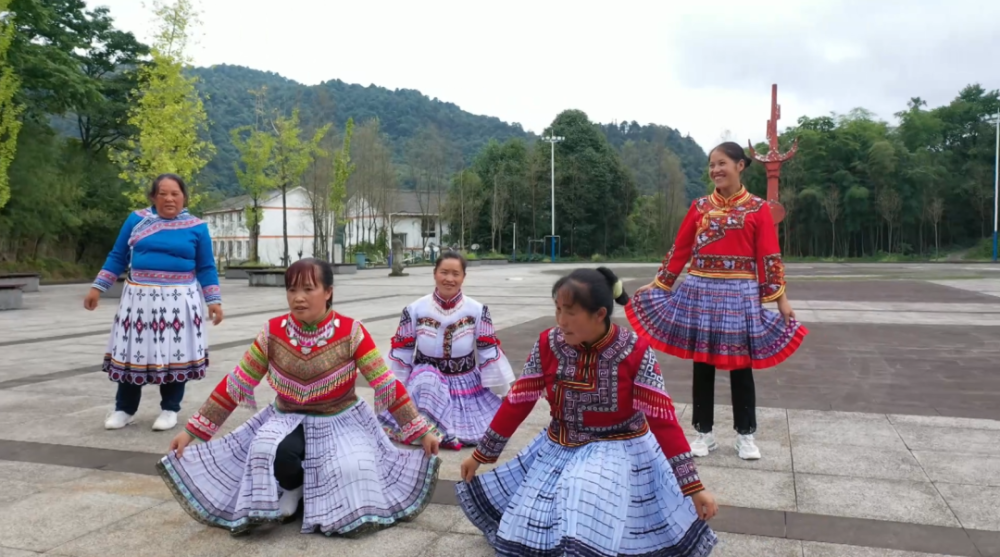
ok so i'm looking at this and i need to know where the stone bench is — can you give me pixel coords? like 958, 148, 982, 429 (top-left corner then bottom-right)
225, 268, 251, 280
248, 270, 286, 287
332, 264, 356, 275
0, 283, 25, 310
0, 273, 40, 293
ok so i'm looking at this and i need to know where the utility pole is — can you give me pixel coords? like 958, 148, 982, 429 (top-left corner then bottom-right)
541, 135, 564, 262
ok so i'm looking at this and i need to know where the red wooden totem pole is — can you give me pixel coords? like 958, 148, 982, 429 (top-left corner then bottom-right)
748, 84, 798, 232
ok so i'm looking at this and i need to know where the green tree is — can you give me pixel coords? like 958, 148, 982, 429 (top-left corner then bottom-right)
0, 2, 23, 209
73, 6, 148, 154
443, 168, 486, 249
328, 117, 355, 261
230, 123, 275, 262
110, 0, 214, 208
269, 107, 330, 266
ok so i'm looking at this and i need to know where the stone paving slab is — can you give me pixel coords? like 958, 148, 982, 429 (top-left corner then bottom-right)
2, 262, 1000, 556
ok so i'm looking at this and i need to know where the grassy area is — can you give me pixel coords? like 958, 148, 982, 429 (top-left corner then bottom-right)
0, 258, 100, 281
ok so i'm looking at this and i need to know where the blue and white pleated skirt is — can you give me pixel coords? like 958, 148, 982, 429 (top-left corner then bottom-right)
456, 429, 718, 556
157, 400, 439, 537
380, 364, 502, 446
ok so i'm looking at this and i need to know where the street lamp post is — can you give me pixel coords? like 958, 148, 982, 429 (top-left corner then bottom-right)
541, 135, 563, 262
993, 108, 998, 262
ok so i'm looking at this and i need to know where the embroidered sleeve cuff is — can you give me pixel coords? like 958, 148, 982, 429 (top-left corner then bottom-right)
760, 283, 786, 304
654, 267, 678, 290
668, 451, 703, 495
472, 449, 497, 464
202, 285, 222, 305
185, 415, 216, 442
682, 480, 705, 496
92, 270, 118, 292
398, 415, 434, 445
473, 427, 509, 464
654, 276, 675, 290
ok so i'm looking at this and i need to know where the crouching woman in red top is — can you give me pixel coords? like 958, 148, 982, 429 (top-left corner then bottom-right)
627, 142, 808, 461
158, 258, 440, 538
458, 267, 718, 557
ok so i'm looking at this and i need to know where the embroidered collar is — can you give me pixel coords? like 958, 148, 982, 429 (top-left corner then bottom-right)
710, 186, 751, 209
282, 311, 338, 354
433, 289, 463, 311
575, 324, 618, 352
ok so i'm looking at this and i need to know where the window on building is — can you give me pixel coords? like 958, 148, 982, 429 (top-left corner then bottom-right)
421, 217, 436, 238
227, 241, 233, 256
236, 241, 243, 258
245, 241, 250, 258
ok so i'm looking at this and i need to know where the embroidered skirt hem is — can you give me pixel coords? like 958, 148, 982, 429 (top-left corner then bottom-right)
103, 280, 209, 385
158, 401, 439, 537
380, 364, 501, 445
456, 430, 718, 556
626, 275, 807, 371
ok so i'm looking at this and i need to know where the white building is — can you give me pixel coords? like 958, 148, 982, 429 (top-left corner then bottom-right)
203, 187, 317, 266
343, 190, 450, 257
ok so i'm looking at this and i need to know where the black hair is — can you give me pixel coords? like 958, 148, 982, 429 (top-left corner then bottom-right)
149, 173, 189, 204
434, 250, 467, 274
551, 266, 630, 326
709, 141, 753, 171
285, 258, 334, 309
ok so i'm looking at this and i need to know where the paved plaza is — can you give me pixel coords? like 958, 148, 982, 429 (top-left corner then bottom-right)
1, 262, 999, 556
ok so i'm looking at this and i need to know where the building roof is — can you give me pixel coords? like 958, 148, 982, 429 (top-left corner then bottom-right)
203, 188, 297, 215
350, 190, 442, 215
207, 188, 442, 216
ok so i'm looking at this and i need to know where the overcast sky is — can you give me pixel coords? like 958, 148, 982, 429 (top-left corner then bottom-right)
88, 0, 999, 152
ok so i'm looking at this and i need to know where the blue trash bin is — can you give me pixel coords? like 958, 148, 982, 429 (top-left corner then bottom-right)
355, 252, 366, 270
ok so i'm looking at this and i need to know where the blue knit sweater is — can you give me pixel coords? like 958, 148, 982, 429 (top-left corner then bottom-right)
92, 208, 221, 304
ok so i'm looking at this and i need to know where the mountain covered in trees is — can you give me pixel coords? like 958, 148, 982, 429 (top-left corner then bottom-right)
189, 64, 708, 198
2, 0, 998, 278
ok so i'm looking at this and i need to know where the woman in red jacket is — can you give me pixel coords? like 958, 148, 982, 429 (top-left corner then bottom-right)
458, 267, 718, 557
627, 142, 808, 461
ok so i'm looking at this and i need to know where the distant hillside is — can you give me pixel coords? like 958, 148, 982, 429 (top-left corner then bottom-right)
188, 65, 707, 198
191, 65, 533, 195
599, 122, 708, 201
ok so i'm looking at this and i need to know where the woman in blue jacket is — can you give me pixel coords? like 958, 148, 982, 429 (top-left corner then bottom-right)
83, 174, 224, 432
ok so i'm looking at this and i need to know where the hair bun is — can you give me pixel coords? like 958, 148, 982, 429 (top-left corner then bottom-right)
596, 266, 630, 306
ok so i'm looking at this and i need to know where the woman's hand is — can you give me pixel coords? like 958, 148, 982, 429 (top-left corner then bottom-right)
460, 456, 481, 483
169, 431, 195, 459
421, 433, 440, 456
208, 304, 224, 326
776, 294, 796, 326
691, 490, 719, 521
634, 280, 657, 294
83, 288, 100, 311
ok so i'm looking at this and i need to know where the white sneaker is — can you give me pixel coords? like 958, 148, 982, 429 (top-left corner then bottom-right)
104, 411, 135, 430
152, 410, 178, 431
690, 431, 718, 457
736, 434, 762, 460
279, 486, 303, 517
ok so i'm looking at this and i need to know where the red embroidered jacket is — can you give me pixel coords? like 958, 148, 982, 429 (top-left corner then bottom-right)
656, 187, 786, 303
185, 312, 433, 444
472, 325, 704, 496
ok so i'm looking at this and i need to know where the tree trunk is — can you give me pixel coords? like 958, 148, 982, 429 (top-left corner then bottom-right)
830, 221, 836, 258
282, 187, 289, 266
